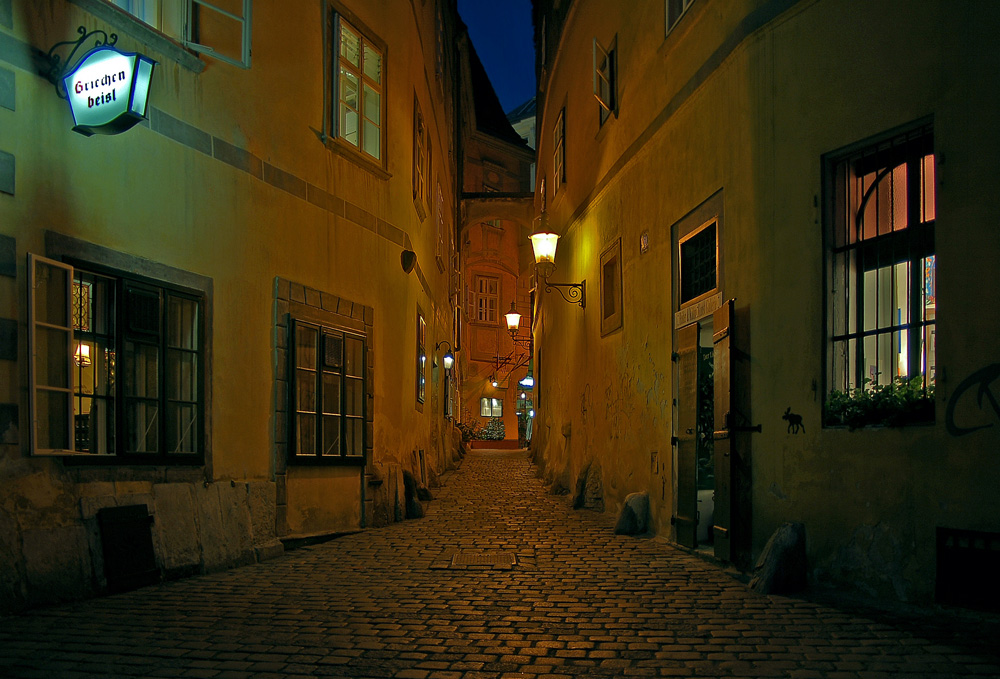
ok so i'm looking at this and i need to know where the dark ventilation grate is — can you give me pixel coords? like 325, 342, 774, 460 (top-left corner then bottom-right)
450, 550, 517, 569
97, 504, 160, 594
936, 527, 1000, 611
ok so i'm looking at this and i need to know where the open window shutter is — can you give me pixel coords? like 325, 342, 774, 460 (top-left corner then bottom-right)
28, 254, 75, 455
185, 0, 252, 69
675, 322, 698, 548
712, 299, 734, 562
593, 38, 612, 112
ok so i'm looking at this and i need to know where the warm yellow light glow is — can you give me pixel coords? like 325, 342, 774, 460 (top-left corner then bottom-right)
530, 232, 559, 265
505, 301, 521, 333
74, 342, 92, 367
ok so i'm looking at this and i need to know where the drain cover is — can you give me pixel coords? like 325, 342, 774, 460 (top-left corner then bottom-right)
450, 550, 517, 569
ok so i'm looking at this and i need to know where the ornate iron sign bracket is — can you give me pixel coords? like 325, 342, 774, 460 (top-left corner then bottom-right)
38, 26, 119, 100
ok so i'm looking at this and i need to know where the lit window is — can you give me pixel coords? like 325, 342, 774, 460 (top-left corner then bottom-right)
553, 108, 565, 192
291, 321, 366, 462
332, 15, 384, 161
480, 397, 503, 417
28, 255, 205, 461
666, 0, 696, 35
826, 124, 936, 401
593, 37, 616, 126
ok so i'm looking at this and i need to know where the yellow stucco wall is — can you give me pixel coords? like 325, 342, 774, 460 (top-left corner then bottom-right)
532, 0, 1000, 602
0, 0, 462, 609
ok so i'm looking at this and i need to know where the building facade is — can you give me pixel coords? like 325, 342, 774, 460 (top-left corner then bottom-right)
530, 0, 1000, 605
456, 41, 534, 446
0, 0, 480, 611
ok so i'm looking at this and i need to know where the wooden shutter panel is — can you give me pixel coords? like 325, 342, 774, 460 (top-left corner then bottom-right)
712, 299, 735, 562
675, 322, 698, 548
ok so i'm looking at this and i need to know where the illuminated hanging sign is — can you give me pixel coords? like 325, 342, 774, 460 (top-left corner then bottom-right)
62, 45, 155, 136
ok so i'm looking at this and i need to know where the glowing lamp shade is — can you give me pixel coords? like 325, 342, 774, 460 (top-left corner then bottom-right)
442, 351, 454, 370
505, 301, 521, 333
530, 232, 559, 265
74, 342, 92, 367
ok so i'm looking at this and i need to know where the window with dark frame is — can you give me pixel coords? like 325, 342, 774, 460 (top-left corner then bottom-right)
593, 37, 616, 126
331, 10, 384, 162
28, 255, 205, 462
553, 108, 565, 192
600, 238, 623, 335
413, 97, 428, 215
416, 313, 426, 404
290, 320, 366, 462
679, 220, 717, 305
827, 124, 936, 397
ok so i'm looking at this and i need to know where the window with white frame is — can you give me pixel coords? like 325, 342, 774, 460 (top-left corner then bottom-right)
29, 255, 205, 461
474, 275, 499, 324
331, 12, 384, 161
103, 0, 251, 67
290, 321, 366, 462
593, 37, 616, 126
826, 124, 936, 399
480, 396, 502, 417
553, 108, 565, 192
666, 0, 695, 35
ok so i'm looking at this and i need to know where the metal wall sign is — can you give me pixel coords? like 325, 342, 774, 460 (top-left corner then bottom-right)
62, 45, 155, 136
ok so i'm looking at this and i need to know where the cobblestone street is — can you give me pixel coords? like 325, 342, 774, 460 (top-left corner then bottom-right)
2, 449, 998, 679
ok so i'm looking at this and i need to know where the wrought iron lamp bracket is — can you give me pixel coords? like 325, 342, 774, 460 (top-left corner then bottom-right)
38, 26, 119, 99
543, 280, 586, 309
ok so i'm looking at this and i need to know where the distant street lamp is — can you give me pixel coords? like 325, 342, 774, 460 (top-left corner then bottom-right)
435, 340, 455, 370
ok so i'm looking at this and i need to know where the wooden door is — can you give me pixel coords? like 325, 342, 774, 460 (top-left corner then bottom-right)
712, 299, 734, 561
675, 322, 698, 548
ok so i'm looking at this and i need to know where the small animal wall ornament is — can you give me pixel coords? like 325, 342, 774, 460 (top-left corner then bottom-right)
782, 407, 804, 434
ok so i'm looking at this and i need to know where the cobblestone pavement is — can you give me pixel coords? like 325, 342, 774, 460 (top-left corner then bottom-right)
2, 450, 999, 679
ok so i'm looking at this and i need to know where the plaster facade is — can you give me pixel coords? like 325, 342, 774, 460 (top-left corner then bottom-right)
0, 0, 477, 611
531, 0, 1000, 604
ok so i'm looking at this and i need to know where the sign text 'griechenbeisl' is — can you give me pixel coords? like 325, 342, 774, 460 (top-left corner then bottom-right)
62, 45, 156, 136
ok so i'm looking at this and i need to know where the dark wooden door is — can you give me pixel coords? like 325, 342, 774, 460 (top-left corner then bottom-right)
712, 299, 734, 562
675, 322, 698, 548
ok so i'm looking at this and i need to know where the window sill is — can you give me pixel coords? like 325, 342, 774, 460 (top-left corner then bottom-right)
68, 0, 205, 73
288, 455, 367, 467
325, 138, 391, 180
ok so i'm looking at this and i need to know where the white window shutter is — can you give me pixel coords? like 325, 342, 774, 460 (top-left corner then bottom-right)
28, 254, 76, 455
185, 0, 252, 69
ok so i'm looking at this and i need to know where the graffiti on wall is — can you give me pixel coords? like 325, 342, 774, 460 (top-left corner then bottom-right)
945, 363, 1000, 436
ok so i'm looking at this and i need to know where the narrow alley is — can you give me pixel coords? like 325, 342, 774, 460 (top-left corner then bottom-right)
1, 449, 998, 679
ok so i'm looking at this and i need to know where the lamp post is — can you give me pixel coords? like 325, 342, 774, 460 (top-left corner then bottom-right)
529, 230, 586, 308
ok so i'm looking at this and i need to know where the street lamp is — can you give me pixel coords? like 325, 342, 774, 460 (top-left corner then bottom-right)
529, 229, 585, 309
435, 340, 455, 370
505, 301, 521, 338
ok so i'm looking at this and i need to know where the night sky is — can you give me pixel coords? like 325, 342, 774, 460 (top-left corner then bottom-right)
456, 0, 536, 114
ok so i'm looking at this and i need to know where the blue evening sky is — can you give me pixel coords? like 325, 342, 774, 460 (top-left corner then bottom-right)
456, 0, 536, 114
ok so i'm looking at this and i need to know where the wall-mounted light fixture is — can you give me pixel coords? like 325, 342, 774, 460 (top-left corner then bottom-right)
74, 342, 91, 367
504, 301, 521, 339
434, 340, 455, 370
530, 227, 585, 309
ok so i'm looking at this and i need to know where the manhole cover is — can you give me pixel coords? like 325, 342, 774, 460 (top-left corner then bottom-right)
450, 550, 517, 569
